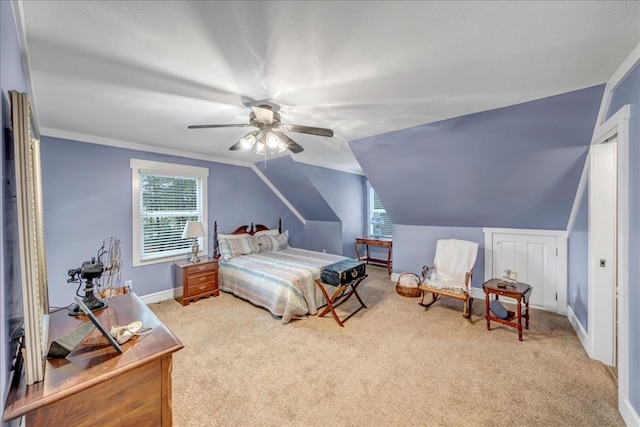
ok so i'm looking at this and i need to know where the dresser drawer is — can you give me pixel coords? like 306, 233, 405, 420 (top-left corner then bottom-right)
187, 278, 217, 297
186, 271, 215, 287
185, 262, 217, 276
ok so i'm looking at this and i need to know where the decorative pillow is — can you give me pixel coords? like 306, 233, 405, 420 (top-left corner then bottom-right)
218, 232, 251, 239
254, 229, 280, 237
218, 235, 258, 260
257, 232, 288, 252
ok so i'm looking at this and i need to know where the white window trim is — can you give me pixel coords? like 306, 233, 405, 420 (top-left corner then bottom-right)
366, 181, 392, 237
130, 159, 209, 267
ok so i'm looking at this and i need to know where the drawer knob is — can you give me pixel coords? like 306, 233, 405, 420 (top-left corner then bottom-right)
199, 277, 206, 282
198, 266, 206, 271
198, 285, 206, 290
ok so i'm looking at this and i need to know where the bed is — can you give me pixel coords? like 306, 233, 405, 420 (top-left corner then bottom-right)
214, 221, 348, 323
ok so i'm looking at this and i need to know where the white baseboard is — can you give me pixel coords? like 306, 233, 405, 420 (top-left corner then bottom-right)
390, 272, 400, 282
566, 305, 590, 356
620, 397, 640, 427
139, 287, 181, 305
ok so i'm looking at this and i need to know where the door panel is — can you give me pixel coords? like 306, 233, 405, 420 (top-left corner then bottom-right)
590, 140, 617, 366
492, 233, 557, 310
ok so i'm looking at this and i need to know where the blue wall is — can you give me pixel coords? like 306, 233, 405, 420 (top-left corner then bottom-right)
393, 225, 485, 288
605, 61, 640, 413
39, 137, 309, 308
298, 163, 366, 258
1, 0, 28, 420
567, 182, 588, 329
350, 85, 604, 230
255, 156, 339, 221
255, 156, 367, 258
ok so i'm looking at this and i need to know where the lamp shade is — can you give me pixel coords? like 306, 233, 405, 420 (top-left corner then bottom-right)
182, 221, 206, 239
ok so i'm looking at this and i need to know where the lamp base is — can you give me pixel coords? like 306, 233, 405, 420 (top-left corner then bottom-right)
189, 242, 201, 263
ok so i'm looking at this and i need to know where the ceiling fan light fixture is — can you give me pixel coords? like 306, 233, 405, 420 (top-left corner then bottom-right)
265, 132, 280, 149
254, 139, 266, 155
239, 132, 257, 149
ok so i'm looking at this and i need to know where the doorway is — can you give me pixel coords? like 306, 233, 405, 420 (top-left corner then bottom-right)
589, 137, 618, 372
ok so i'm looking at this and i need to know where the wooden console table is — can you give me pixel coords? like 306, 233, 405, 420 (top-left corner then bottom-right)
483, 278, 532, 341
354, 237, 392, 274
3, 293, 183, 426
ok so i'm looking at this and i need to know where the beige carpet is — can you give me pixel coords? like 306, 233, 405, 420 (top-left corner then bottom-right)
148, 265, 623, 427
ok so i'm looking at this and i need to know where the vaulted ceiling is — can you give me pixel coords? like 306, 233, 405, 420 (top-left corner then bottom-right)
15, 1, 640, 174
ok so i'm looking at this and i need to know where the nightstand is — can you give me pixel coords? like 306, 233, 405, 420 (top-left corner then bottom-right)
173, 256, 219, 306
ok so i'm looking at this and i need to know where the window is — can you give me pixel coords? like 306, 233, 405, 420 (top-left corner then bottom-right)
131, 159, 208, 266
368, 183, 393, 237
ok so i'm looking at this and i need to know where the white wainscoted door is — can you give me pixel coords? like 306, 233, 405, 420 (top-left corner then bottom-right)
484, 228, 567, 313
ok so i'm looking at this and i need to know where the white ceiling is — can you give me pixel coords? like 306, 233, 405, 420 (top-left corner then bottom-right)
16, 1, 640, 174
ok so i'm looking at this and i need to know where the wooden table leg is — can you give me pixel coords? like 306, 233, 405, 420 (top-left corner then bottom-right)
485, 293, 491, 330
517, 296, 523, 341
386, 246, 392, 275
316, 281, 347, 327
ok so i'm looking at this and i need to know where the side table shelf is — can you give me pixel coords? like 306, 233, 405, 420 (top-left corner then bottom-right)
173, 257, 219, 306
483, 278, 532, 341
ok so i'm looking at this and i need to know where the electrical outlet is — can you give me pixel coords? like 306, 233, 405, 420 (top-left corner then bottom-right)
124, 280, 133, 293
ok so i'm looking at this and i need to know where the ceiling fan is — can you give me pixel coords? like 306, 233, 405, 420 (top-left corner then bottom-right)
188, 103, 333, 154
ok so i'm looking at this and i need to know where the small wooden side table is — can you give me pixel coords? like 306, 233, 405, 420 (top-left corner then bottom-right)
354, 237, 392, 274
173, 256, 219, 306
483, 278, 532, 341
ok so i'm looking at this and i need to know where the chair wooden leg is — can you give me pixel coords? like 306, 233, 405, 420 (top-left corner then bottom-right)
463, 297, 473, 318
419, 292, 439, 308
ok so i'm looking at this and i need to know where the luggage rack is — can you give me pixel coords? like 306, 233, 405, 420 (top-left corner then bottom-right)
315, 275, 368, 327
315, 259, 368, 327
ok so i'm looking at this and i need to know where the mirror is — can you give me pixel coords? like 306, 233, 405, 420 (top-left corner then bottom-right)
9, 90, 49, 385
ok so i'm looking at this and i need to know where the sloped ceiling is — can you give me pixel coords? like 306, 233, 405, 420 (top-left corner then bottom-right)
350, 85, 605, 230
15, 1, 640, 174
255, 156, 339, 222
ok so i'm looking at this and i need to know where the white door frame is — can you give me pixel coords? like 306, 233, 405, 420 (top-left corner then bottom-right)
588, 103, 631, 415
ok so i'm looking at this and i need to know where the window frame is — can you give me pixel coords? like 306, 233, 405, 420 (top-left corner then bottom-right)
366, 181, 392, 238
131, 159, 209, 267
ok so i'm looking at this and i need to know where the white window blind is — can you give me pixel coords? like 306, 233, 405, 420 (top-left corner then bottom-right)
368, 184, 393, 237
131, 159, 208, 266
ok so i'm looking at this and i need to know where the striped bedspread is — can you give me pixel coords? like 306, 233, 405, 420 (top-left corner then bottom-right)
218, 247, 347, 323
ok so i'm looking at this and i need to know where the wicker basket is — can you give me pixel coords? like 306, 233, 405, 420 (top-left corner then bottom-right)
396, 272, 422, 298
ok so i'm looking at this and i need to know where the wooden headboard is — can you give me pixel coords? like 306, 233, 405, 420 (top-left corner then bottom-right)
213, 219, 282, 259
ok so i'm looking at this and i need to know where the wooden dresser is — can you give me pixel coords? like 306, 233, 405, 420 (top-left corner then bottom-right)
3, 293, 183, 426
173, 256, 219, 306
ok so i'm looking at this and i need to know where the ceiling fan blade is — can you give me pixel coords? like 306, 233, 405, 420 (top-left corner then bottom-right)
273, 131, 304, 154
251, 106, 274, 124
228, 140, 244, 151
280, 124, 333, 137
188, 124, 252, 129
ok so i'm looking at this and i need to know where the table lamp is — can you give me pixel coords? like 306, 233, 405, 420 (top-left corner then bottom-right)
182, 221, 206, 263
370, 212, 384, 238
